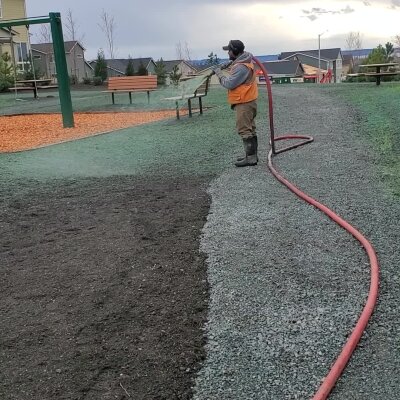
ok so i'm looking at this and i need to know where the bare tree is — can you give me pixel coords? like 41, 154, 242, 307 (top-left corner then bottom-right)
176, 41, 183, 60
64, 9, 85, 82
64, 8, 85, 43
176, 40, 192, 61
393, 34, 400, 48
345, 31, 363, 51
98, 10, 117, 59
35, 25, 52, 43
183, 41, 192, 61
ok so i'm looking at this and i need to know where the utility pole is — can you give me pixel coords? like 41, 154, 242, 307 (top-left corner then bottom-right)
318, 30, 328, 84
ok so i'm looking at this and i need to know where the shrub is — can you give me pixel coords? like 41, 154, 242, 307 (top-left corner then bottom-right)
82, 77, 92, 84
94, 49, 108, 82
93, 76, 103, 86
70, 75, 78, 85
0, 52, 14, 92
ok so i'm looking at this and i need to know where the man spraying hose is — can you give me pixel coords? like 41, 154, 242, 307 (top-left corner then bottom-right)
212, 40, 258, 167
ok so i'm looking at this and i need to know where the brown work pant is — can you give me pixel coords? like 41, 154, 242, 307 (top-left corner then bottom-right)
234, 100, 257, 139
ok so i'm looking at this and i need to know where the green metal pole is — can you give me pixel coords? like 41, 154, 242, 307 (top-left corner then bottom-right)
49, 12, 74, 128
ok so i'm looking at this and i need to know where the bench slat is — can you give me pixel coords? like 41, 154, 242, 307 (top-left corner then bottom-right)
107, 76, 157, 91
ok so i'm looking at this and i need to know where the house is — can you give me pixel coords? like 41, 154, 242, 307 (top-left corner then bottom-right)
89, 58, 157, 78
31, 41, 87, 82
341, 49, 372, 61
253, 54, 280, 63
280, 48, 343, 82
256, 60, 305, 84
0, 0, 29, 71
162, 59, 198, 84
342, 54, 355, 76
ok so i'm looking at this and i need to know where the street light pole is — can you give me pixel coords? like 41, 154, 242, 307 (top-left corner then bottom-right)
318, 32, 322, 84
318, 30, 328, 84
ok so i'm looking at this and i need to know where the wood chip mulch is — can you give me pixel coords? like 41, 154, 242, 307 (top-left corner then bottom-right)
0, 111, 182, 152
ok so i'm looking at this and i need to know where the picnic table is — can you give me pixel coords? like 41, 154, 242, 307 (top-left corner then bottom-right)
10, 79, 58, 98
359, 62, 399, 86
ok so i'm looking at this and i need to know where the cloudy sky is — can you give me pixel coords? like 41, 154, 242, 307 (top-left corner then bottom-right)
26, 0, 400, 60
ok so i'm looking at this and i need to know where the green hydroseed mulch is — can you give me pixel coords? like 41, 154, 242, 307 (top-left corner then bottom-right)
326, 82, 400, 196
0, 86, 268, 183
1, 82, 399, 196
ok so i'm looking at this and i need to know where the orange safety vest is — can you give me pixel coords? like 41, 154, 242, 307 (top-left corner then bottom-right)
227, 62, 258, 105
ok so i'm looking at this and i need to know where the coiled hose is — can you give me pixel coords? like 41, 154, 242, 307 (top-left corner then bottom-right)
252, 57, 379, 400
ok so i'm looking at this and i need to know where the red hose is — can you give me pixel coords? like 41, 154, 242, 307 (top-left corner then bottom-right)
252, 57, 379, 399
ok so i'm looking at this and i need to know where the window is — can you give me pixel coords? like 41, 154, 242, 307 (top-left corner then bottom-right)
33, 55, 41, 60
17, 43, 28, 62
77, 54, 83, 59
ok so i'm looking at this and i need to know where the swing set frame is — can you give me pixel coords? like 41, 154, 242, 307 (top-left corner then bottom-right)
0, 12, 74, 128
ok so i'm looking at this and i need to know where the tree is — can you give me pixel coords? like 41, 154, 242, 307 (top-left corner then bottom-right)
0, 52, 14, 92
64, 9, 85, 82
125, 56, 135, 76
169, 65, 182, 86
35, 25, 52, 43
137, 61, 147, 76
64, 8, 85, 42
176, 41, 192, 61
94, 49, 108, 82
384, 42, 394, 62
207, 52, 219, 65
99, 10, 117, 59
345, 31, 363, 51
393, 35, 400, 61
155, 58, 167, 85
364, 45, 386, 64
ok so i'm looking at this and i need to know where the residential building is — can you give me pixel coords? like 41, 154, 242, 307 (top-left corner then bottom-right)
31, 41, 87, 82
342, 54, 355, 76
89, 58, 157, 78
162, 59, 198, 84
0, 0, 29, 71
280, 48, 343, 82
256, 60, 305, 84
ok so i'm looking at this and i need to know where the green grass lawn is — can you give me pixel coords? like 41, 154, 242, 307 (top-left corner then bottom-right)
327, 82, 400, 196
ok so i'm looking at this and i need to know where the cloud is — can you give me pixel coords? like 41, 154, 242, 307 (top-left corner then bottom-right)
301, 4, 355, 20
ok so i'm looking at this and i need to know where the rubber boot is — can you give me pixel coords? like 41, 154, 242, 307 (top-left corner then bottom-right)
235, 137, 258, 167
237, 135, 258, 162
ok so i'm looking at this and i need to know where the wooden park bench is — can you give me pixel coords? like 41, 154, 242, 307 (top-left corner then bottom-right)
164, 75, 211, 119
9, 79, 58, 99
103, 76, 158, 104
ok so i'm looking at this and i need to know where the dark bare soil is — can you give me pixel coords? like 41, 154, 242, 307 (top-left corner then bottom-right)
0, 175, 210, 400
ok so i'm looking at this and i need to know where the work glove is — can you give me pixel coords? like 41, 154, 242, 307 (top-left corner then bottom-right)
219, 61, 233, 70
211, 66, 223, 78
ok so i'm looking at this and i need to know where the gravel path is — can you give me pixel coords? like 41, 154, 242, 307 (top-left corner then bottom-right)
193, 85, 400, 399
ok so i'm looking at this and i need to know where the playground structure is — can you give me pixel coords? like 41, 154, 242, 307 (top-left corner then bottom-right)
0, 13, 74, 128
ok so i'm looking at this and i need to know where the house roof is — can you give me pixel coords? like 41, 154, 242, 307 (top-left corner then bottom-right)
89, 58, 156, 74
341, 49, 373, 58
258, 60, 304, 76
31, 41, 85, 54
254, 54, 280, 62
0, 27, 18, 37
342, 54, 354, 65
161, 59, 197, 73
280, 48, 342, 61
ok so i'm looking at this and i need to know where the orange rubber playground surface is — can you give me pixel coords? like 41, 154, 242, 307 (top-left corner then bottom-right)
0, 111, 182, 152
